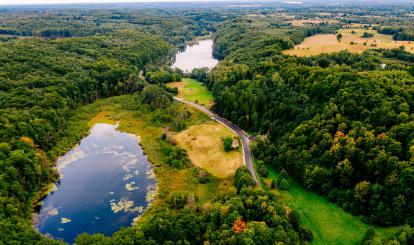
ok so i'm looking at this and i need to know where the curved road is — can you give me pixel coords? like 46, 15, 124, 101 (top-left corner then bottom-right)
174, 97, 260, 186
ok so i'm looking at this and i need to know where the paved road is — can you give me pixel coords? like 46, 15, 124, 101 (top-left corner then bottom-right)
174, 97, 260, 186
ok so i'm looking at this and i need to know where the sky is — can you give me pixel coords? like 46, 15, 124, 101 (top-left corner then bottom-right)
0, 0, 224, 5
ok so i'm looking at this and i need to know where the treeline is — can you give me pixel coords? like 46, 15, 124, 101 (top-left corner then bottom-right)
0, 31, 170, 243
213, 17, 335, 66
0, 9, 229, 47
379, 46, 414, 64
75, 167, 312, 244
145, 66, 183, 84
377, 26, 414, 41
362, 225, 413, 245
207, 19, 414, 227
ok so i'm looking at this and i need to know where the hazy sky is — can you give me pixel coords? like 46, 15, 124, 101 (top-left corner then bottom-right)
0, 0, 224, 5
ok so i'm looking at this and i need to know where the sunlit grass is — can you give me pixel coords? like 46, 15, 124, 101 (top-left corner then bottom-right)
167, 78, 213, 108
174, 121, 243, 178
263, 167, 399, 244
284, 28, 414, 57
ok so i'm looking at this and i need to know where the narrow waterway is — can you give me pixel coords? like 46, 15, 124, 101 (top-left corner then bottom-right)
37, 123, 157, 244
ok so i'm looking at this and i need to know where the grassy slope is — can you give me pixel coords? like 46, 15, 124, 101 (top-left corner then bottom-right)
263, 167, 398, 245
167, 78, 213, 108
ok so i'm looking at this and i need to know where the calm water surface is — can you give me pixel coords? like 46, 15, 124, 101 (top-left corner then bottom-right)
37, 123, 157, 243
171, 39, 219, 72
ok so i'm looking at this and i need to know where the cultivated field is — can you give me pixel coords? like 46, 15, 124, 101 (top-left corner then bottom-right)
174, 121, 243, 178
284, 28, 414, 57
167, 78, 213, 108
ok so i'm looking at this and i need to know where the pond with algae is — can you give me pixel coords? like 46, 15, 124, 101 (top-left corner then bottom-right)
37, 123, 157, 243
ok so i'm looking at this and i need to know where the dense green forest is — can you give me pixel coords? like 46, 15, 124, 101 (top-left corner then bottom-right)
1, 2, 414, 244
75, 167, 311, 244
0, 8, 229, 47
212, 17, 335, 65
377, 27, 414, 41
0, 30, 172, 242
0, 6, 313, 244
0, 7, 234, 243
207, 18, 414, 227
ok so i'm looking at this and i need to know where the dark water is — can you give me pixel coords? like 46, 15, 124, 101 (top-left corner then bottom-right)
171, 39, 219, 72
37, 123, 157, 244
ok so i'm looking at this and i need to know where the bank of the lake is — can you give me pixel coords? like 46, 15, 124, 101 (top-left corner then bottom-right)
37, 122, 157, 243
35, 95, 235, 242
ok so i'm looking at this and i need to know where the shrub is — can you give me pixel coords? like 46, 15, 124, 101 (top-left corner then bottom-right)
234, 167, 256, 192
361, 32, 374, 38
270, 179, 276, 189
161, 142, 190, 169
141, 84, 173, 109
256, 160, 269, 177
278, 178, 289, 190
193, 167, 212, 184
167, 192, 188, 209
277, 169, 289, 190
223, 137, 233, 152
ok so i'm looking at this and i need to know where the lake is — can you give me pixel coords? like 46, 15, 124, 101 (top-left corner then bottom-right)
36, 123, 157, 244
171, 39, 219, 72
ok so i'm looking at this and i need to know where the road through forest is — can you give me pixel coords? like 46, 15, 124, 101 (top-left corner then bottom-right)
173, 97, 260, 186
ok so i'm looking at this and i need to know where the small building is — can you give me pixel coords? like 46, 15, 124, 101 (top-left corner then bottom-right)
231, 138, 240, 149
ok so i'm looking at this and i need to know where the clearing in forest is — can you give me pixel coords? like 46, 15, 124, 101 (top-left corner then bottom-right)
263, 167, 398, 245
167, 78, 213, 108
174, 121, 243, 178
284, 28, 414, 57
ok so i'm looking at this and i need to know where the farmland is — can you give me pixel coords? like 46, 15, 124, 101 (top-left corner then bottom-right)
284, 28, 414, 56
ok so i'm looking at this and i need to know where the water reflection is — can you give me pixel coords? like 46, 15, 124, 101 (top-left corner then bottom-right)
37, 123, 157, 244
171, 39, 219, 72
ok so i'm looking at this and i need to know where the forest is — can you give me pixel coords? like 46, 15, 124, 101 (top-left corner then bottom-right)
207, 16, 414, 227
74, 167, 311, 244
0, 2, 413, 244
0, 29, 172, 242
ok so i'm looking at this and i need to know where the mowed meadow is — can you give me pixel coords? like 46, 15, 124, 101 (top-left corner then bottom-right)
167, 78, 243, 178
167, 78, 213, 108
174, 121, 243, 178
284, 28, 414, 56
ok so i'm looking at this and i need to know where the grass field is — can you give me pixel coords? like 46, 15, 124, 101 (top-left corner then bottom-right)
284, 28, 414, 57
167, 78, 213, 108
289, 19, 339, 27
174, 121, 243, 178
263, 167, 398, 245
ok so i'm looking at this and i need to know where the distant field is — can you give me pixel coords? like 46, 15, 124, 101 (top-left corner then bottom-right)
263, 167, 398, 245
167, 78, 213, 108
284, 28, 414, 57
289, 19, 339, 27
174, 121, 243, 178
